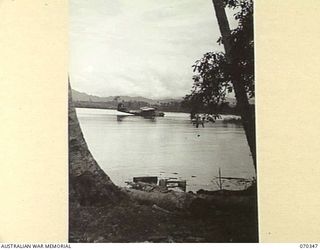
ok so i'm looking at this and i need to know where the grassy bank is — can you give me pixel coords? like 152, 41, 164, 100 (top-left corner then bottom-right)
69, 188, 258, 243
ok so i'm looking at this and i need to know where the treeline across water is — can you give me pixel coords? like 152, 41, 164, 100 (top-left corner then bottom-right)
73, 100, 254, 116
73, 100, 188, 113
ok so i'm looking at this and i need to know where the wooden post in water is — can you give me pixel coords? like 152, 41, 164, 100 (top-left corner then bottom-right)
218, 168, 223, 190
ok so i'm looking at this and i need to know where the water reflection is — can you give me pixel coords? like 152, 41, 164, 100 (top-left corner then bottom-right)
117, 115, 130, 122
142, 116, 156, 122
117, 115, 156, 122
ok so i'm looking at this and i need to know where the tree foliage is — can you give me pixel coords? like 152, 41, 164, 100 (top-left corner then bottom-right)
183, 0, 254, 115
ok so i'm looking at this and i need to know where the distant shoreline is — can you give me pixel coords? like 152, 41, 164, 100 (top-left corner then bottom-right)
73, 101, 245, 118
73, 101, 188, 113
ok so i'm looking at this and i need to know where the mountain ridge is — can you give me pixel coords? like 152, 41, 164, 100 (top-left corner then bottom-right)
71, 89, 183, 104
71, 89, 250, 106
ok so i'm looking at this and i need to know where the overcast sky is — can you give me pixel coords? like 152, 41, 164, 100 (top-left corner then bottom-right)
70, 0, 238, 99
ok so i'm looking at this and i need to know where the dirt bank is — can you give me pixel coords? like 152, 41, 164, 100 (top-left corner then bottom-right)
69, 187, 258, 242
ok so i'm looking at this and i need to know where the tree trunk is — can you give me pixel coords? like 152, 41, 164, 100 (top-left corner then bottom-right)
212, 0, 256, 170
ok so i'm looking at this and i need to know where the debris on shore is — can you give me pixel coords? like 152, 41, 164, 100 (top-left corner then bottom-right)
70, 181, 258, 243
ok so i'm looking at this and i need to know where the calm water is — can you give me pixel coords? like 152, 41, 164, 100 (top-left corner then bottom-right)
76, 108, 255, 192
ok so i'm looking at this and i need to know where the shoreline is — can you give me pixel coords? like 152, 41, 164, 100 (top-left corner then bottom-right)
73, 101, 244, 116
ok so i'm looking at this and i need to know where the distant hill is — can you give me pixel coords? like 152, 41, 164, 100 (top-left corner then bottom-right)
71, 89, 182, 105
71, 89, 254, 107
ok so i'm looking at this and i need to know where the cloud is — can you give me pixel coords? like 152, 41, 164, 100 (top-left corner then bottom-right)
70, 0, 238, 99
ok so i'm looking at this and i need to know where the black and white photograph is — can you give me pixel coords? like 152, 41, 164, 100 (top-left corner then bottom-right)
69, 0, 257, 243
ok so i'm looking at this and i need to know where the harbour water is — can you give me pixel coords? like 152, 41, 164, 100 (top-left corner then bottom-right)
76, 108, 255, 192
